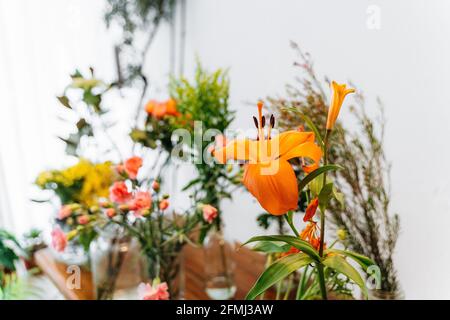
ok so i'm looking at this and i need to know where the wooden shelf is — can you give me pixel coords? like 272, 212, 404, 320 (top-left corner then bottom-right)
34, 244, 268, 300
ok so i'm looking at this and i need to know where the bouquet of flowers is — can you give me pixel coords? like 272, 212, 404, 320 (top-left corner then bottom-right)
213, 82, 375, 300
63, 155, 204, 299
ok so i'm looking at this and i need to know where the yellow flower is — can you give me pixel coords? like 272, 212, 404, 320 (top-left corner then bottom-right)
326, 81, 355, 130
36, 159, 114, 206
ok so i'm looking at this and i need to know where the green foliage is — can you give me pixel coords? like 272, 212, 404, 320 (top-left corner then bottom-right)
0, 273, 25, 300
322, 254, 367, 298
246, 253, 314, 300
168, 62, 238, 238
0, 229, 22, 272
170, 63, 234, 135
243, 235, 320, 262
244, 237, 372, 300
104, 0, 175, 84
56, 68, 113, 157
105, 0, 174, 46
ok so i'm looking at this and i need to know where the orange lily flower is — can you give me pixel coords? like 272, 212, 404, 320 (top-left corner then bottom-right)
214, 102, 322, 215
326, 81, 355, 130
303, 197, 319, 222
300, 221, 323, 251
145, 98, 179, 118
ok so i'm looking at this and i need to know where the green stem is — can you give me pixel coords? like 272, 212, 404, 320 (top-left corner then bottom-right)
275, 281, 282, 300
317, 129, 331, 300
284, 213, 299, 237
283, 275, 293, 300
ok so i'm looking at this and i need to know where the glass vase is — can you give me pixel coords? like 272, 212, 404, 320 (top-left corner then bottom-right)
51, 220, 88, 267
90, 225, 148, 300
203, 227, 236, 300
144, 242, 185, 300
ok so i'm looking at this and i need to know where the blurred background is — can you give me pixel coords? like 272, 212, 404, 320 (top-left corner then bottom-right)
0, 0, 449, 299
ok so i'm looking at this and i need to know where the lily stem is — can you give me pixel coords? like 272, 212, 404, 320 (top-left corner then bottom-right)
317, 129, 331, 300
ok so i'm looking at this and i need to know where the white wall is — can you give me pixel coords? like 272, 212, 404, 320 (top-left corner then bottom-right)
1, 0, 449, 299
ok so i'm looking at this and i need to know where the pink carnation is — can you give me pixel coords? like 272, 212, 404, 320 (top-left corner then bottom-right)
51, 227, 67, 252
138, 282, 170, 300
202, 204, 218, 224
129, 191, 152, 214
109, 181, 132, 204
77, 215, 89, 225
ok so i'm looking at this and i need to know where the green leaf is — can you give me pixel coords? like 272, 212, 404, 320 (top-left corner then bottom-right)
325, 249, 376, 271
332, 187, 345, 209
322, 254, 368, 298
298, 164, 342, 193
318, 182, 334, 212
242, 235, 320, 261
246, 253, 313, 300
181, 178, 202, 191
297, 112, 324, 147
252, 241, 291, 254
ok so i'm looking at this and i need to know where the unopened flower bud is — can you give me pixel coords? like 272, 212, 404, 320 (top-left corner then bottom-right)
152, 181, 160, 192
337, 229, 347, 241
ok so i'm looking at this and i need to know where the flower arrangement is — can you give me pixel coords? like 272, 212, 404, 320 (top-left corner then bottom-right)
267, 42, 400, 295
62, 155, 203, 299
132, 63, 240, 242
214, 82, 375, 300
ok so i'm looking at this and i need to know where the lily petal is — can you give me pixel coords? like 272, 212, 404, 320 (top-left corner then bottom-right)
243, 160, 298, 215
214, 139, 258, 164
275, 131, 316, 158
280, 140, 322, 171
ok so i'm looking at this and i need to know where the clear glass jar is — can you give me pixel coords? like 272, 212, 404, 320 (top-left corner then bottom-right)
50, 220, 88, 267
144, 242, 186, 300
90, 225, 148, 300
203, 227, 236, 300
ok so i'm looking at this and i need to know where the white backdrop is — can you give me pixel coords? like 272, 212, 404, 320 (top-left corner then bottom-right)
1, 0, 450, 299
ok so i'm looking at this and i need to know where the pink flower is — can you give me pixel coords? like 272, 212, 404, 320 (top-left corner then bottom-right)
202, 204, 218, 224
57, 205, 72, 220
129, 191, 152, 214
124, 156, 143, 179
77, 215, 89, 225
138, 282, 170, 300
159, 199, 169, 211
109, 181, 132, 204
105, 208, 116, 218
51, 227, 67, 252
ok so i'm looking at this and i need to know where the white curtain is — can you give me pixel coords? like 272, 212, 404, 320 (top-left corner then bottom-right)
0, 0, 117, 234
0, 0, 187, 234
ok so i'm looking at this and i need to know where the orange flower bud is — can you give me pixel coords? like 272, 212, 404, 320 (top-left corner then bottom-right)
303, 197, 319, 222
326, 81, 355, 130
159, 199, 169, 211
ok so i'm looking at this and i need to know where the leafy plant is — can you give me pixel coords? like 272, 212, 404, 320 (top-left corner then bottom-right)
169, 62, 240, 241
267, 42, 400, 293
0, 229, 25, 299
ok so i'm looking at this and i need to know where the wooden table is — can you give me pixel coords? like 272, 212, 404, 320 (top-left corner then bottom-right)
34, 244, 268, 300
